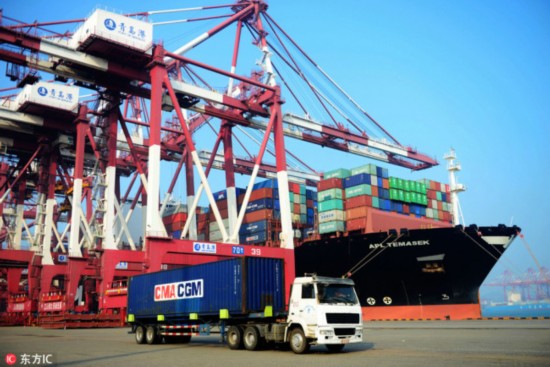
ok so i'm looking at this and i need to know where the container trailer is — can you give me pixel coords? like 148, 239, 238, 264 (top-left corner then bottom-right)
127, 257, 363, 353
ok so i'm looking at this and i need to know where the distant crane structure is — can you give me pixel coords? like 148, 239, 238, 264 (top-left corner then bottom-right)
485, 268, 550, 303
0, 1, 438, 327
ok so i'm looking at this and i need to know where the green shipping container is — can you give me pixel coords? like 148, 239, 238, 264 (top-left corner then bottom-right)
404, 191, 411, 203
319, 220, 346, 234
351, 163, 377, 176
389, 188, 400, 201
318, 188, 343, 201
345, 184, 372, 198
324, 168, 351, 179
403, 180, 411, 192
318, 199, 344, 212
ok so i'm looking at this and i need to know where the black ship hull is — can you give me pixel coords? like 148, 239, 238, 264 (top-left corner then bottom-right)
295, 224, 520, 320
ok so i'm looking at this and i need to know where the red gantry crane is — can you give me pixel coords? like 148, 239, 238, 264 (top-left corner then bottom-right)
0, 1, 437, 327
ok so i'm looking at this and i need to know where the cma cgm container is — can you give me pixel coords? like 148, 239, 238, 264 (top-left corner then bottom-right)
127, 257, 284, 319
127, 257, 363, 354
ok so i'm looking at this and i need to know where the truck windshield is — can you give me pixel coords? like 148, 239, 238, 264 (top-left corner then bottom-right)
317, 284, 358, 305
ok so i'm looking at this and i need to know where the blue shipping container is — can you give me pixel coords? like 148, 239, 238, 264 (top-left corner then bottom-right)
252, 179, 278, 190
239, 220, 268, 235
246, 198, 274, 213
343, 173, 371, 188
240, 231, 269, 244
127, 257, 284, 318
213, 188, 246, 201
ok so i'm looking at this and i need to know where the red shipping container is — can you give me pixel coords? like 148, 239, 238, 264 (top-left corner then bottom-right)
347, 217, 368, 232
427, 189, 437, 200
293, 203, 301, 214
289, 182, 301, 194
346, 206, 369, 220
318, 178, 342, 191
306, 199, 314, 208
403, 204, 410, 215
345, 195, 372, 210
208, 208, 228, 219
382, 178, 389, 189
437, 201, 443, 211
248, 188, 274, 202
244, 209, 275, 223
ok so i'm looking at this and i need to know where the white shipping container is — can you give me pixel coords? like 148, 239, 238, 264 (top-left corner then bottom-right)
209, 229, 224, 242
318, 209, 345, 223
72, 9, 153, 52
15, 82, 79, 112
209, 218, 229, 232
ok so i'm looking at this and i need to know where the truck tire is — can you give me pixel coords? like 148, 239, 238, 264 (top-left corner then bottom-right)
227, 325, 243, 350
243, 326, 261, 351
326, 344, 345, 353
135, 326, 145, 344
289, 328, 310, 354
145, 326, 158, 345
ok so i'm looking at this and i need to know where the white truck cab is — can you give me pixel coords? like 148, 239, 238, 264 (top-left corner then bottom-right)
285, 275, 363, 353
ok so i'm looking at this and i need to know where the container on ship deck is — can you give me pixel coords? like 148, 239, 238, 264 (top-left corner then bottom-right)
345, 195, 372, 209
253, 179, 278, 190
317, 178, 342, 191
240, 220, 268, 235
318, 188, 343, 201
343, 173, 371, 188
324, 168, 351, 179
318, 209, 345, 223
345, 184, 372, 198
318, 199, 344, 212
319, 220, 345, 234
246, 198, 274, 213
351, 163, 377, 176
244, 209, 279, 223
240, 231, 270, 245
248, 188, 277, 202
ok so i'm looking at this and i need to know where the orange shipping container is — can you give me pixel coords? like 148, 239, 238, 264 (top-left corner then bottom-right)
371, 186, 379, 198
382, 178, 389, 189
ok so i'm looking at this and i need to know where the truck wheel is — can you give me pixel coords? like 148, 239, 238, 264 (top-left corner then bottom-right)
227, 325, 243, 350
326, 344, 345, 353
135, 326, 145, 344
243, 326, 261, 351
145, 326, 158, 345
289, 328, 310, 354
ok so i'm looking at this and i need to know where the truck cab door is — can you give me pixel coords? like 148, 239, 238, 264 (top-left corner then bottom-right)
288, 283, 318, 338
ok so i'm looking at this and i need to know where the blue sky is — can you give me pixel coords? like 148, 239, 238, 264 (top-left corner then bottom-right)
2, 0, 549, 290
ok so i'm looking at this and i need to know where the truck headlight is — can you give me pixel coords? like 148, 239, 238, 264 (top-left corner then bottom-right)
319, 329, 334, 336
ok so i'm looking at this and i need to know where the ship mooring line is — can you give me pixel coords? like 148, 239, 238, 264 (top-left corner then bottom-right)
344, 233, 403, 278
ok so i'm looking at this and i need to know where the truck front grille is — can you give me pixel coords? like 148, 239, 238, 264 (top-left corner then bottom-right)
326, 313, 360, 324
334, 328, 356, 336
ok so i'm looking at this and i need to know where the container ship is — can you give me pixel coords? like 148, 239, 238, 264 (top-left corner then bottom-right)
161, 150, 520, 321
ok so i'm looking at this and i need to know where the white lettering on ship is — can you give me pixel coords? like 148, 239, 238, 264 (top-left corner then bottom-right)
369, 240, 430, 249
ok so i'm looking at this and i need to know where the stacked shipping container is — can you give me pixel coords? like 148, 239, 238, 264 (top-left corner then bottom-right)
317, 164, 451, 235
161, 165, 451, 243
